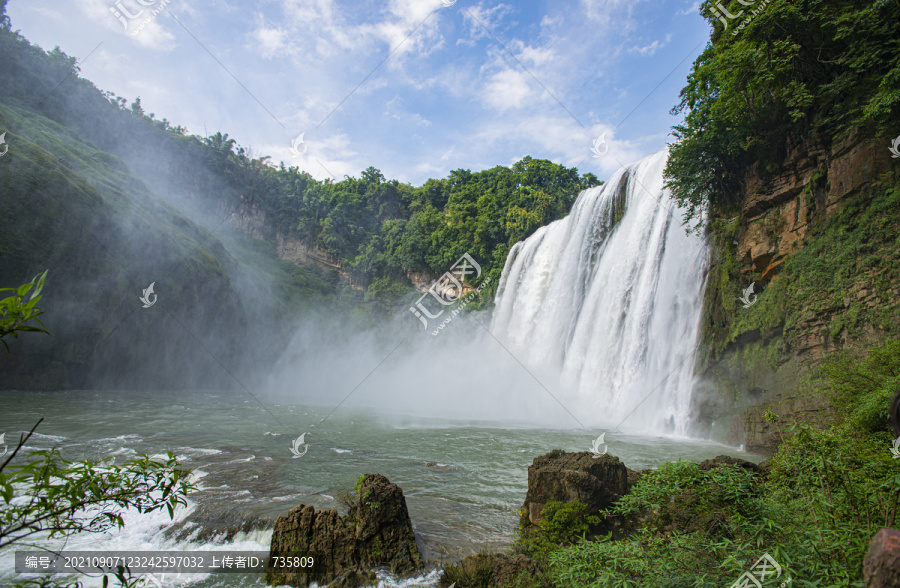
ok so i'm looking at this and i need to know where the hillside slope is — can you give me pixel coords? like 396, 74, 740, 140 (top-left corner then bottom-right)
0, 101, 333, 389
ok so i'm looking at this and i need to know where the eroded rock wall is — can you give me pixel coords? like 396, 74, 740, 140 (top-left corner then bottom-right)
696, 131, 899, 452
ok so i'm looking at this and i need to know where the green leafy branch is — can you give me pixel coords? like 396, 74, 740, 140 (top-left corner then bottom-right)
0, 270, 49, 353
0, 419, 195, 551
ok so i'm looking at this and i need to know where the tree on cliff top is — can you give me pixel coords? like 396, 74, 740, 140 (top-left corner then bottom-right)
666, 0, 900, 230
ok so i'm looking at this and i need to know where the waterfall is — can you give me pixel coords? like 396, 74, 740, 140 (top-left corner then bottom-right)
490, 150, 708, 435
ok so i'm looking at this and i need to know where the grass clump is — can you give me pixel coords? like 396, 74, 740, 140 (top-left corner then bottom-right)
517, 501, 600, 563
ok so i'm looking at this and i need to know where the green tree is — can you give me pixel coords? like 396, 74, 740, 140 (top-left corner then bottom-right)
666, 0, 900, 229
0, 0, 10, 30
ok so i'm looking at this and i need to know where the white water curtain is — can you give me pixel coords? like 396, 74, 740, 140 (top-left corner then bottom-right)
491, 150, 709, 434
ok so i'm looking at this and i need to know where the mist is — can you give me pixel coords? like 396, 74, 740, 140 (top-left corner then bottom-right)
262, 307, 584, 430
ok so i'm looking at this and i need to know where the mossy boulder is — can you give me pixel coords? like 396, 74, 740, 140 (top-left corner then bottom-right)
520, 451, 631, 538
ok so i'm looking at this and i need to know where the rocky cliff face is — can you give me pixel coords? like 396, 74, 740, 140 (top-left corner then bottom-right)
226, 201, 453, 295
405, 269, 438, 291
276, 233, 342, 271
735, 133, 887, 302
230, 200, 271, 241
226, 200, 368, 288
695, 131, 900, 451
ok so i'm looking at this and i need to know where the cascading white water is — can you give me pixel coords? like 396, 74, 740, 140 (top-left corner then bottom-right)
490, 150, 708, 435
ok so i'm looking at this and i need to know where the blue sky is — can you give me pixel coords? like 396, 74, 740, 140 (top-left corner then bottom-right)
10, 0, 709, 185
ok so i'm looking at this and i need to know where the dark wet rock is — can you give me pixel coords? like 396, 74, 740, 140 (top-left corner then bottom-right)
627, 467, 650, 490
265, 473, 422, 587
864, 528, 900, 588
352, 474, 422, 574
698, 454, 761, 474
163, 505, 272, 543
440, 553, 548, 588
326, 569, 377, 588
423, 461, 458, 471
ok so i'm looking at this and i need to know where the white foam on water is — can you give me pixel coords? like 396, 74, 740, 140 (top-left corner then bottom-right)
225, 455, 256, 463
304, 569, 442, 588
16, 431, 68, 443
177, 447, 223, 456
0, 469, 271, 588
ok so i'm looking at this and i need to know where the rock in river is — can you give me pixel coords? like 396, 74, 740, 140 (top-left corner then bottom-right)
266, 473, 422, 587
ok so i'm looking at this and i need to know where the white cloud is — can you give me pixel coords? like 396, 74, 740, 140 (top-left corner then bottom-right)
517, 44, 556, 68
678, 2, 702, 17
580, 0, 635, 24
364, 0, 449, 64
482, 68, 533, 110
15, 0, 699, 188
276, 130, 361, 181
251, 20, 288, 59
458, 2, 513, 47
473, 35, 563, 114
281, 0, 363, 53
383, 95, 432, 127
129, 15, 178, 49
629, 35, 671, 56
